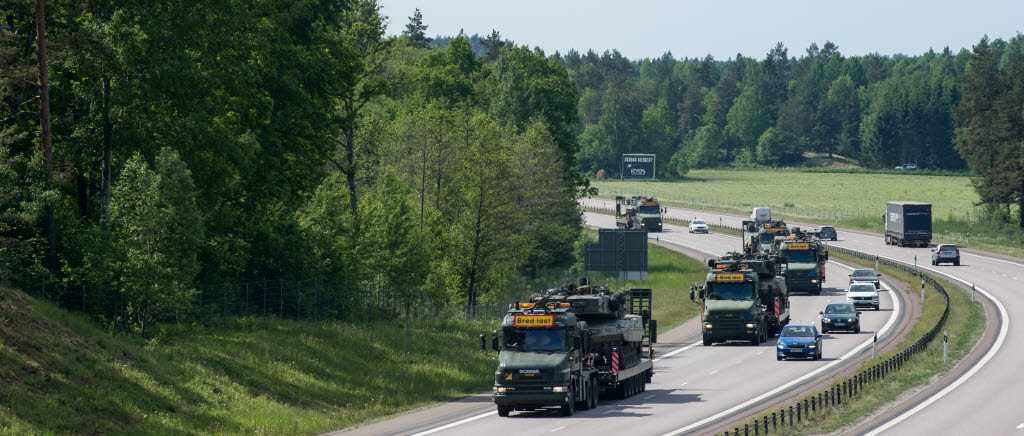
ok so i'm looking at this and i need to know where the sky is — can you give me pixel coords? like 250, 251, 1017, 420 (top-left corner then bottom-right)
379, 0, 1024, 60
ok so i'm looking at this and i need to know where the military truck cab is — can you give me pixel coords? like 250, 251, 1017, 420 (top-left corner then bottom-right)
691, 254, 789, 346
778, 229, 829, 295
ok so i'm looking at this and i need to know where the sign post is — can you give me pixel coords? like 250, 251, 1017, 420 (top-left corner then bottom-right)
620, 154, 656, 180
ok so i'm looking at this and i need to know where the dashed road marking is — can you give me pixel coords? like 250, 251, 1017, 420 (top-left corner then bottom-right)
550, 426, 566, 432
679, 382, 689, 386
602, 410, 615, 415
644, 394, 656, 400
708, 370, 718, 375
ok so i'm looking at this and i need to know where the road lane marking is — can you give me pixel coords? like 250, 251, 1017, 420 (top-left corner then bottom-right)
708, 370, 718, 375
654, 342, 702, 361
679, 382, 689, 386
602, 410, 615, 415
409, 411, 497, 436
864, 271, 1007, 435
1016, 423, 1023, 429
644, 394, 656, 400
663, 278, 901, 436
550, 426, 566, 432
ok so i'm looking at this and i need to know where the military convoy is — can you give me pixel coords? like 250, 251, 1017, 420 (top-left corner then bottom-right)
615, 195, 663, 231
488, 280, 655, 416
777, 229, 829, 295
690, 252, 790, 345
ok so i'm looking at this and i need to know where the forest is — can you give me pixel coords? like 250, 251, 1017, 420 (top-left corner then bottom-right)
2, 1, 1023, 334
563, 36, 1024, 176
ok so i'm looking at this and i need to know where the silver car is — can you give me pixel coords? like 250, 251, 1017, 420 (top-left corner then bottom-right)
931, 244, 960, 266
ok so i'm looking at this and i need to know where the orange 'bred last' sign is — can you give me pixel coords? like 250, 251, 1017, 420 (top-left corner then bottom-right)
514, 315, 554, 327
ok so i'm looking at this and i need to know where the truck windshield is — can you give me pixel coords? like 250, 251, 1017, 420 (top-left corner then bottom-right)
638, 206, 660, 214
708, 283, 754, 300
759, 233, 775, 244
504, 329, 566, 352
782, 249, 815, 263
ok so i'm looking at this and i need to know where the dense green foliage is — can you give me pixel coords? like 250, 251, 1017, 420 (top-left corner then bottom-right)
564, 36, 1024, 174
0, 1, 583, 331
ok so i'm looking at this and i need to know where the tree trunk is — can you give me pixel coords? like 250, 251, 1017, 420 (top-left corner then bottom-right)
102, 77, 112, 227
466, 166, 486, 319
36, 0, 57, 272
344, 99, 357, 220
1019, 179, 1024, 230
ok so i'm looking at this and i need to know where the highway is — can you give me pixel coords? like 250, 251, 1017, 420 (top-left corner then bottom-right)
339, 208, 906, 436
584, 198, 1017, 435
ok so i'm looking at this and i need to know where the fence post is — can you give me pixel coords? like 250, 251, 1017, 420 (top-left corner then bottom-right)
971, 283, 975, 302
943, 331, 948, 364
921, 278, 925, 302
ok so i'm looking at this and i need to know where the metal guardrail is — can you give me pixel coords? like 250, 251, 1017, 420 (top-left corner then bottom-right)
716, 244, 951, 436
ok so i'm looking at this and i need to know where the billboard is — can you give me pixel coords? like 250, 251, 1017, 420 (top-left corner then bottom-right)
584, 229, 648, 280
621, 154, 655, 180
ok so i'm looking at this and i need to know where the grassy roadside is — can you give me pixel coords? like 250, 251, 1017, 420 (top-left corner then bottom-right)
0, 233, 708, 434
736, 251, 985, 435
0, 286, 496, 435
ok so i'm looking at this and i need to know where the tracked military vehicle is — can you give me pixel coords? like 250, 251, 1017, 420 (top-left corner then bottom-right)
488, 280, 655, 417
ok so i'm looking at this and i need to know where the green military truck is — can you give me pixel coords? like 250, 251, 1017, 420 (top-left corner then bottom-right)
742, 219, 790, 255
778, 229, 829, 295
615, 196, 663, 232
488, 280, 655, 417
690, 253, 789, 346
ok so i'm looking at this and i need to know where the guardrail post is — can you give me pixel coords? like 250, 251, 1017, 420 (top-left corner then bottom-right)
763, 416, 768, 433
921, 278, 925, 302
796, 402, 801, 422
943, 331, 948, 364
772, 412, 777, 429
811, 396, 816, 413
875, 255, 878, 271
788, 406, 793, 425
752, 421, 757, 436
971, 283, 975, 302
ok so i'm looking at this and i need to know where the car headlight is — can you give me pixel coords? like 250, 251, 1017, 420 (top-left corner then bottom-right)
777, 344, 785, 349
823, 317, 831, 322
746, 323, 756, 328
552, 386, 566, 393
807, 344, 816, 348
847, 318, 853, 322
704, 323, 713, 329
495, 387, 507, 393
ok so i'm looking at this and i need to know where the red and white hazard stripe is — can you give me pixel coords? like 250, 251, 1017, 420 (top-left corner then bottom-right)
611, 351, 619, 375
774, 297, 780, 317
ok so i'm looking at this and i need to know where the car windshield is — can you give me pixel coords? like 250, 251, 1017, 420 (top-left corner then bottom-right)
939, 245, 956, 251
781, 249, 815, 263
708, 282, 755, 300
638, 206, 660, 214
504, 329, 566, 352
849, 284, 876, 293
781, 326, 815, 337
825, 304, 856, 314
852, 270, 876, 279
692, 220, 706, 225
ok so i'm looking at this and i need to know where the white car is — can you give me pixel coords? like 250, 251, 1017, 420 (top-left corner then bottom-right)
689, 219, 709, 233
846, 283, 879, 310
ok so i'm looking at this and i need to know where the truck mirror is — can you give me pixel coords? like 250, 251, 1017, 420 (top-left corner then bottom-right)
480, 333, 487, 353
707, 259, 715, 268
689, 288, 696, 302
824, 252, 829, 261
649, 319, 658, 344
491, 330, 500, 351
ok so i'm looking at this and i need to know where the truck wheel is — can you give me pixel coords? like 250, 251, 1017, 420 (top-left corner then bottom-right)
561, 389, 575, 416
885, 235, 891, 245
703, 337, 712, 346
591, 379, 599, 408
750, 332, 760, 346
577, 379, 590, 411
497, 405, 510, 417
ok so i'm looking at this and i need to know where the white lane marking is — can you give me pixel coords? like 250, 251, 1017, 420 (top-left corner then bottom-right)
662, 278, 901, 436
602, 410, 615, 415
409, 411, 497, 436
864, 271, 1008, 435
550, 426, 566, 432
644, 394, 656, 400
654, 342, 702, 361
736, 361, 743, 364
679, 382, 689, 386
1016, 423, 1023, 429
708, 370, 718, 375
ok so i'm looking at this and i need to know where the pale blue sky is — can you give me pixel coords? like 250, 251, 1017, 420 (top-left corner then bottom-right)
379, 0, 1024, 60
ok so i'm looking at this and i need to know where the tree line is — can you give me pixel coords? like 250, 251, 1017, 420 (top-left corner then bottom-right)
563, 35, 1024, 176
0, 2, 583, 333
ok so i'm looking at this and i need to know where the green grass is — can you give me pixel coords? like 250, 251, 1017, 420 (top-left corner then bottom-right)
734, 251, 986, 435
0, 286, 497, 435
580, 230, 708, 334
592, 169, 1024, 256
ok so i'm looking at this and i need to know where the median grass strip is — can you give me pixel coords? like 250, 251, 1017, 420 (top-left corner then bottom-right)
591, 169, 1024, 257
731, 252, 985, 435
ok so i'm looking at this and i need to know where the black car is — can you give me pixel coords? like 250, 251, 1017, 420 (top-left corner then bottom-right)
816, 226, 838, 241
849, 268, 880, 289
820, 303, 861, 333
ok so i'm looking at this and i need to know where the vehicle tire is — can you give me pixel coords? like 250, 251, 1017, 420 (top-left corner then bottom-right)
815, 350, 821, 360
591, 379, 599, 409
855, 325, 861, 333
954, 259, 960, 266
885, 235, 891, 245
497, 405, 510, 417
703, 337, 712, 346
750, 333, 759, 346
561, 389, 575, 416
578, 379, 590, 411
875, 305, 880, 311
821, 326, 828, 334
777, 355, 782, 361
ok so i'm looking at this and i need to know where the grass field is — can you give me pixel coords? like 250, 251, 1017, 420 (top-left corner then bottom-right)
734, 251, 985, 434
592, 169, 1024, 256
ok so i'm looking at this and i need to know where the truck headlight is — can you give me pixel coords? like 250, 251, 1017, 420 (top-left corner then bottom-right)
811, 279, 819, 284
746, 323, 756, 328
552, 386, 566, 393
704, 323, 713, 329
495, 387, 507, 393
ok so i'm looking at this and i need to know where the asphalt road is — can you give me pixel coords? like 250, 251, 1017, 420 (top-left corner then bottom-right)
585, 198, 1020, 435
339, 210, 903, 436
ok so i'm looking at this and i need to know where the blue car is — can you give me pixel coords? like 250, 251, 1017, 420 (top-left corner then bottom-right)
776, 324, 822, 361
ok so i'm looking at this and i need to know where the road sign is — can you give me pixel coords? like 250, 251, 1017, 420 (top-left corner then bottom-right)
584, 229, 648, 279
621, 154, 656, 180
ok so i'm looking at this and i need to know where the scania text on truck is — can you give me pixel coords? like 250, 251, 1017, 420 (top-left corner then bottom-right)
690, 253, 789, 346
487, 280, 656, 417
884, 201, 932, 247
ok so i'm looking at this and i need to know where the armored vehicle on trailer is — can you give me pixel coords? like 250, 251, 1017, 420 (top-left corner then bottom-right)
615, 196, 663, 232
690, 253, 789, 346
488, 280, 656, 417
778, 229, 829, 295
743, 219, 790, 254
